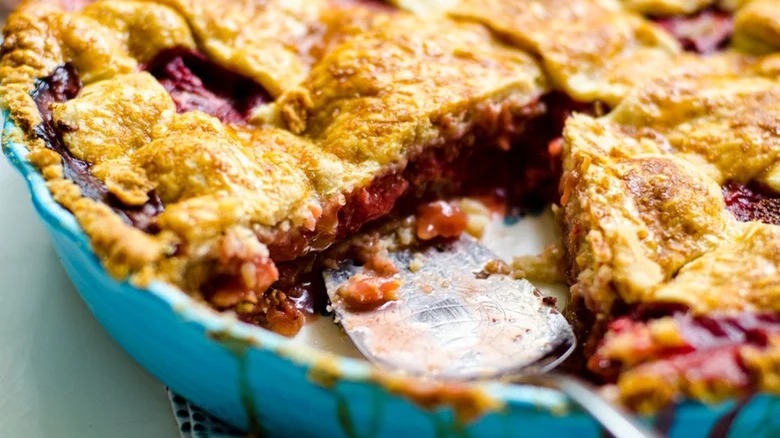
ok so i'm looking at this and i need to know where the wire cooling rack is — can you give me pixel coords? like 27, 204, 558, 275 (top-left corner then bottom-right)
167, 389, 246, 438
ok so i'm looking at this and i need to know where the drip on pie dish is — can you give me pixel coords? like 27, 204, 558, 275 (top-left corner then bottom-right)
2, 0, 780, 414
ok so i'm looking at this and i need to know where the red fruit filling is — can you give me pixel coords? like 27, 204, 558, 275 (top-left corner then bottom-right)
336, 274, 401, 312
60, 0, 95, 12
654, 8, 734, 54
335, 173, 412, 240
416, 201, 468, 241
723, 182, 780, 226
633, 345, 752, 390
590, 312, 780, 385
143, 48, 271, 124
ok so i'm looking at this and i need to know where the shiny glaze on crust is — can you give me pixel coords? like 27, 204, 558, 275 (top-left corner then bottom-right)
31, 64, 164, 232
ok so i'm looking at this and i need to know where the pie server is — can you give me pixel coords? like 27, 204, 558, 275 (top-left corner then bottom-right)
324, 235, 659, 438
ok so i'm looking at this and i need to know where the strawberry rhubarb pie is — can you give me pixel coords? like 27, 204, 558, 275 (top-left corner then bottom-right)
2, 0, 780, 412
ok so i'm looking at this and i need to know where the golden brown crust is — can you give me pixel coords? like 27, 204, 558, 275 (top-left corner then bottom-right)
81, 1, 196, 63
0, 1, 175, 279
620, 0, 715, 15
562, 61, 780, 313
6, 0, 761, 300
147, 0, 326, 97
0, 0, 547, 296
560, 53, 780, 409
283, 15, 545, 165
448, 0, 681, 105
733, 0, 780, 54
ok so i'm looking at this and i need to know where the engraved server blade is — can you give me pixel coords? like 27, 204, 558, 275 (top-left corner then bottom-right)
323, 236, 576, 379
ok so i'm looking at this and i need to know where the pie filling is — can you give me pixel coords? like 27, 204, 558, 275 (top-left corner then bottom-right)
723, 182, 780, 226
18, 0, 780, 413
143, 48, 271, 125
590, 310, 780, 382
653, 7, 734, 54
587, 308, 780, 412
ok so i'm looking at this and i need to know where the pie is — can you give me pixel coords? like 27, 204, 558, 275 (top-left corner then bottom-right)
2, 0, 780, 413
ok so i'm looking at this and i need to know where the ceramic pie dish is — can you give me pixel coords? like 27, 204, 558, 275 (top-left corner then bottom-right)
3, 0, 780, 435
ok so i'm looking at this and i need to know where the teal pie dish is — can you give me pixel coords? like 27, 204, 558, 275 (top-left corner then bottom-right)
4, 109, 780, 437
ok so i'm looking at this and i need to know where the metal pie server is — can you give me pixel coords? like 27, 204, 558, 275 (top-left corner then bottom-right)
323, 235, 659, 438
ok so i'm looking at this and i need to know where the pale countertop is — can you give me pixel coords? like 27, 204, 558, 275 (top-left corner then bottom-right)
0, 155, 179, 437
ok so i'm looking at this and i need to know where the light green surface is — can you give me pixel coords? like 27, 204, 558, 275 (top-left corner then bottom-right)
0, 157, 178, 437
